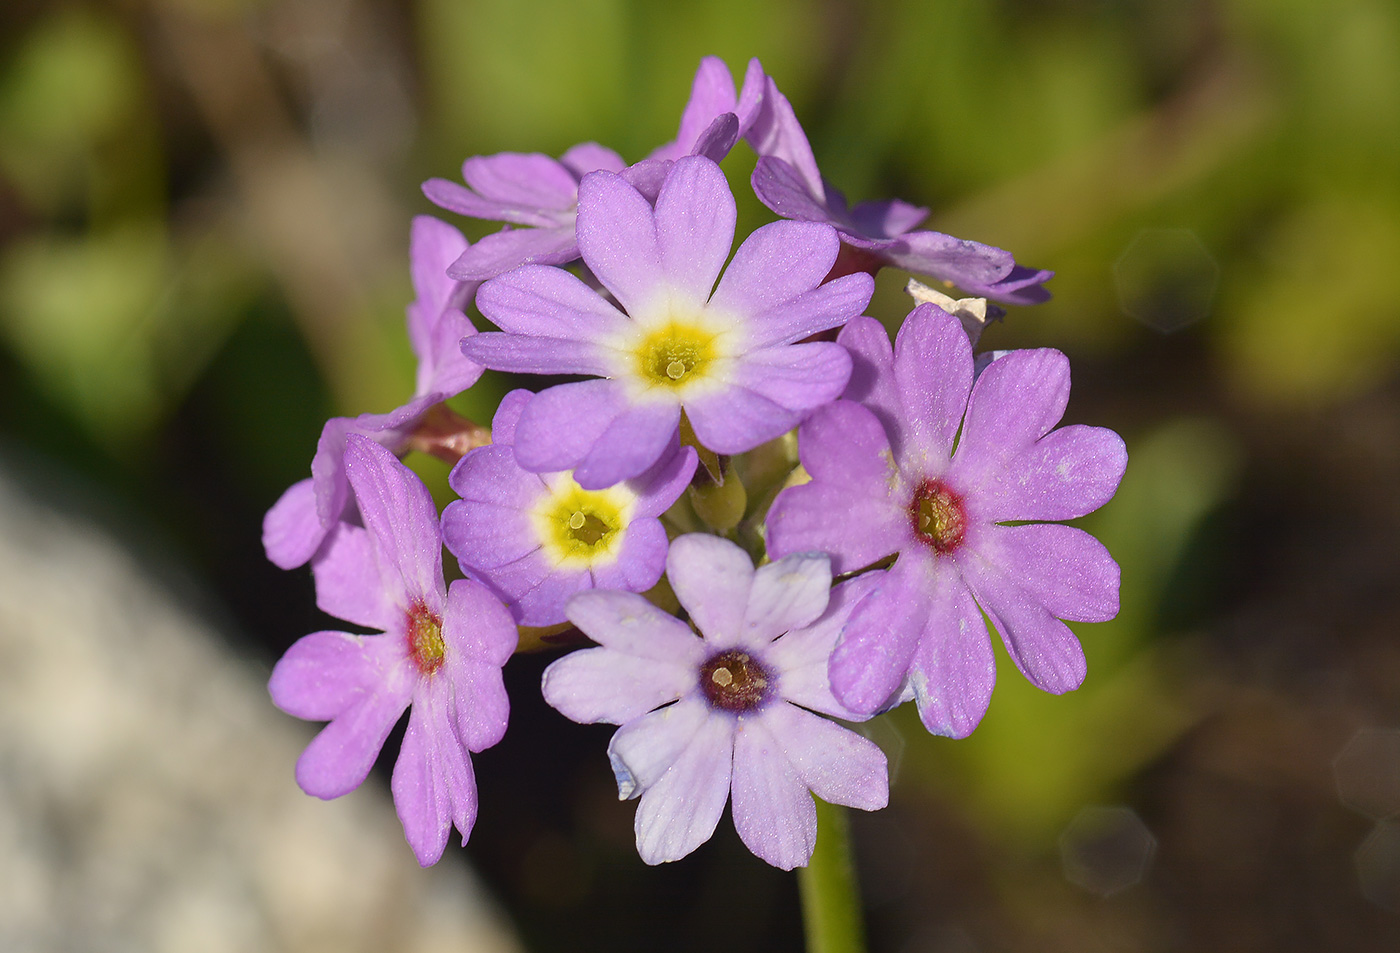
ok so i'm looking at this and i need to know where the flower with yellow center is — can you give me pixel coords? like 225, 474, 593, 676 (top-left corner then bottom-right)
464, 155, 873, 490
443, 389, 698, 628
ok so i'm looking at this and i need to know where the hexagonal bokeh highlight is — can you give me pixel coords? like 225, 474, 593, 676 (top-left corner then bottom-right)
1058, 805, 1156, 897
1334, 727, 1400, 820
1356, 819, 1400, 913
1114, 228, 1219, 333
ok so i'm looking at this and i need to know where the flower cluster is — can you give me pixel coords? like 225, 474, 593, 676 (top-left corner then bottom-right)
264, 56, 1123, 870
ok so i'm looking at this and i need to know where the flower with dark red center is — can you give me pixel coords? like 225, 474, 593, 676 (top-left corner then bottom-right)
541, 534, 888, 869
268, 436, 516, 866
766, 305, 1127, 737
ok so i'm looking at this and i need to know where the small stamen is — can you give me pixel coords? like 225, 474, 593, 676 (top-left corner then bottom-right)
666, 359, 686, 380
711, 667, 734, 687
568, 511, 586, 530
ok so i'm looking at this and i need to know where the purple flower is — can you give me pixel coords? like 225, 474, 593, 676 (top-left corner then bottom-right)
542, 534, 889, 869
423, 142, 627, 281
262, 216, 485, 570
269, 436, 515, 866
765, 305, 1126, 736
465, 154, 872, 490
746, 75, 1053, 305
648, 56, 766, 163
442, 389, 697, 626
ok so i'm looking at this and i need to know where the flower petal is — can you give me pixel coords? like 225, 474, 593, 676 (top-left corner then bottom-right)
828, 554, 934, 714
730, 341, 852, 414
343, 436, 444, 613
312, 523, 398, 630
709, 220, 840, 324
628, 444, 698, 518
590, 516, 670, 594
972, 523, 1120, 623
961, 556, 1087, 695
294, 653, 415, 799
543, 645, 696, 725
907, 568, 994, 739
759, 702, 888, 811
461, 152, 579, 209
418, 308, 482, 397
892, 304, 973, 466
263, 478, 324, 570
511, 379, 630, 474
576, 170, 665, 317
465, 330, 616, 377
847, 198, 929, 239
391, 690, 478, 866
566, 589, 708, 663
880, 230, 1013, 286
473, 263, 633, 344
440, 580, 515, 751
959, 264, 1054, 306
666, 534, 755, 649
742, 273, 874, 349
269, 630, 381, 721
683, 383, 800, 457
766, 402, 906, 575
949, 348, 1071, 497
617, 700, 735, 865
745, 75, 824, 200
448, 443, 544, 509
749, 156, 834, 223
654, 155, 735, 307
767, 572, 884, 719
572, 400, 682, 490
650, 56, 739, 162
559, 142, 626, 177
837, 317, 902, 448
976, 424, 1128, 523
446, 225, 578, 281
421, 178, 561, 227
742, 552, 832, 645
731, 713, 815, 869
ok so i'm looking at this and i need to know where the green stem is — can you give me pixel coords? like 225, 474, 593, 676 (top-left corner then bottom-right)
798, 800, 867, 953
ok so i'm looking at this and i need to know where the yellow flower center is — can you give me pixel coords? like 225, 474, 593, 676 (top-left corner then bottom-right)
532, 476, 633, 568
634, 320, 719, 390
407, 603, 446, 674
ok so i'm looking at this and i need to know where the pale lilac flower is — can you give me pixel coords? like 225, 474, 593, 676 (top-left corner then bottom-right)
465, 154, 872, 490
746, 75, 1053, 305
269, 436, 515, 866
766, 305, 1126, 736
442, 389, 697, 626
423, 142, 627, 281
542, 535, 888, 869
262, 216, 485, 570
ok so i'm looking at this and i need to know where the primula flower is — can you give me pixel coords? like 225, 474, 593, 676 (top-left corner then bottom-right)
746, 76, 1053, 305
765, 305, 1126, 736
269, 436, 515, 866
465, 154, 873, 490
263, 216, 484, 570
542, 534, 889, 869
442, 389, 697, 626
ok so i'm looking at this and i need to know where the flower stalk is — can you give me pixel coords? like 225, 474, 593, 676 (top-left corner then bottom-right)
799, 800, 868, 953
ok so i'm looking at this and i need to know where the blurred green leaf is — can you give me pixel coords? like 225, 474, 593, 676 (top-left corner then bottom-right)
0, 10, 142, 209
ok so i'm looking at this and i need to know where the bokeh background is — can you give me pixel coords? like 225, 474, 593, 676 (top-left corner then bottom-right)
2, 0, 1400, 951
